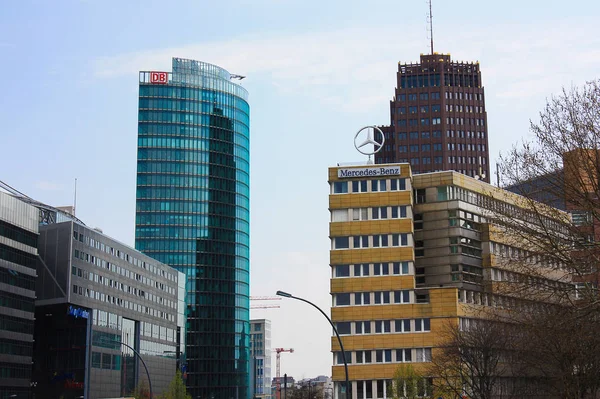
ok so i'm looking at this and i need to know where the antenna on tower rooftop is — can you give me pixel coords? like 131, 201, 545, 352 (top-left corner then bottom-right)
427, 0, 434, 54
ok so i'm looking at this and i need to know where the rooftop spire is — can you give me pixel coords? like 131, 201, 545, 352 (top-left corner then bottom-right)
427, 0, 434, 54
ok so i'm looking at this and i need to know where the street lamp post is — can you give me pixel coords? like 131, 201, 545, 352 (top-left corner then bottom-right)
103, 339, 153, 399
275, 291, 350, 399
120, 341, 153, 399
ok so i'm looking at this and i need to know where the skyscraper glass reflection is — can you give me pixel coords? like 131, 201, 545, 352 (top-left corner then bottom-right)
135, 58, 250, 399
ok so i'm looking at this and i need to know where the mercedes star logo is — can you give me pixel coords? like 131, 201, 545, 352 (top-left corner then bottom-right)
354, 126, 385, 156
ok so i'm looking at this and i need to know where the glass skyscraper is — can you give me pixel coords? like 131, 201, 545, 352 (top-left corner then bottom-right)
135, 58, 250, 399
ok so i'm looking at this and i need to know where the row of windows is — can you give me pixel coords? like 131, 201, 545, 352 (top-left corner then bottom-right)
490, 242, 566, 269
396, 131, 442, 140
73, 248, 177, 298
333, 262, 412, 278
0, 314, 33, 335
0, 338, 33, 357
0, 292, 34, 313
136, 200, 248, 220
137, 161, 248, 180
397, 104, 442, 115
74, 228, 177, 283
446, 104, 485, 113
91, 351, 121, 370
395, 117, 442, 127
141, 321, 177, 342
447, 117, 485, 126
332, 178, 407, 194
447, 130, 486, 139
334, 347, 432, 365
138, 122, 249, 148
332, 234, 410, 250
71, 264, 176, 311
0, 243, 37, 269
138, 85, 249, 115
140, 338, 177, 356
0, 220, 37, 248
331, 206, 409, 222
137, 149, 249, 171
403, 157, 443, 165
396, 92, 442, 102
334, 290, 412, 306
400, 74, 441, 89
0, 266, 35, 291
340, 379, 432, 399
447, 143, 487, 151
139, 98, 249, 119
400, 144, 443, 152
445, 91, 483, 101
136, 188, 248, 209
336, 318, 430, 335
396, 91, 483, 103
74, 284, 174, 323
0, 362, 31, 379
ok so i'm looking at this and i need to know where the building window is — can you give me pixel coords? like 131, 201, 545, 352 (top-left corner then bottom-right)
393, 262, 410, 275
335, 265, 350, 277
337, 322, 351, 335
396, 349, 412, 362
334, 237, 349, 249
394, 290, 411, 304
414, 318, 431, 332
335, 293, 350, 306
333, 182, 347, 194
395, 319, 411, 333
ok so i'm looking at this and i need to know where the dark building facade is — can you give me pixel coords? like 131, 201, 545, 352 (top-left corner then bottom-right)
33, 220, 184, 399
375, 54, 490, 182
0, 192, 38, 399
135, 58, 251, 399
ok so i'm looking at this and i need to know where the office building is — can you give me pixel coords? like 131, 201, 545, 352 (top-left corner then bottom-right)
0, 191, 38, 398
250, 319, 272, 399
328, 164, 568, 398
135, 58, 251, 399
33, 220, 184, 399
375, 54, 490, 182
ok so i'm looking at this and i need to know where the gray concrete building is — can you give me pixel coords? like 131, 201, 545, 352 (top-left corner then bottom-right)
0, 191, 39, 399
33, 220, 185, 399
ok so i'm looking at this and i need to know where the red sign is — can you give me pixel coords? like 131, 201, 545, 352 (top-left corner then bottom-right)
150, 71, 168, 84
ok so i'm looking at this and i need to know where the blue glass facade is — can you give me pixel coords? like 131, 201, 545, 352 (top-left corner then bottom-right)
135, 58, 250, 399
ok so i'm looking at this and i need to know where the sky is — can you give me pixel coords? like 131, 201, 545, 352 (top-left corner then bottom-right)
1, 0, 600, 381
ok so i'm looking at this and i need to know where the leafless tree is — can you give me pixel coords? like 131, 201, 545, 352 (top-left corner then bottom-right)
515, 305, 600, 399
491, 80, 600, 305
427, 320, 520, 399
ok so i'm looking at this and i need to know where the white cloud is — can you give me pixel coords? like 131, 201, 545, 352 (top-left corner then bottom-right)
92, 18, 600, 118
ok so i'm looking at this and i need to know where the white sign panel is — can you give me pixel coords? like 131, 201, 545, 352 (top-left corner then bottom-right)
338, 166, 402, 178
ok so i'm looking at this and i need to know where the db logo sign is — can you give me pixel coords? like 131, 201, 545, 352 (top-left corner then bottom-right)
150, 71, 168, 84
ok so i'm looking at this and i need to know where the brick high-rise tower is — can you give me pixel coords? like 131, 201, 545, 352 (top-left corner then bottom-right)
375, 53, 490, 182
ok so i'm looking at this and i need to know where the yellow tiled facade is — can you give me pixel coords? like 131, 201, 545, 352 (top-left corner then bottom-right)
328, 166, 569, 399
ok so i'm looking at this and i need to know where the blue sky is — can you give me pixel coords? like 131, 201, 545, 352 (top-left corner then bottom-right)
1, 0, 599, 380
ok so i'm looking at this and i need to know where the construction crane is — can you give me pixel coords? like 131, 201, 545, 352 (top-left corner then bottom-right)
250, 296, 281, 310
274, 348, 294, 399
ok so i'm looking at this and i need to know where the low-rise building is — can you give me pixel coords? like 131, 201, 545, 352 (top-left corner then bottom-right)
33, 219, 185, 399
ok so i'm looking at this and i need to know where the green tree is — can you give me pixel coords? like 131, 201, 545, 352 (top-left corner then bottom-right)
133, 379, 151, 399
389, 364, 430, 399
160, 370, 192, 399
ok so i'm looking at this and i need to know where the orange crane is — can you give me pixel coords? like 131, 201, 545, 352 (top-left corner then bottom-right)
274, 348, 294, 399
